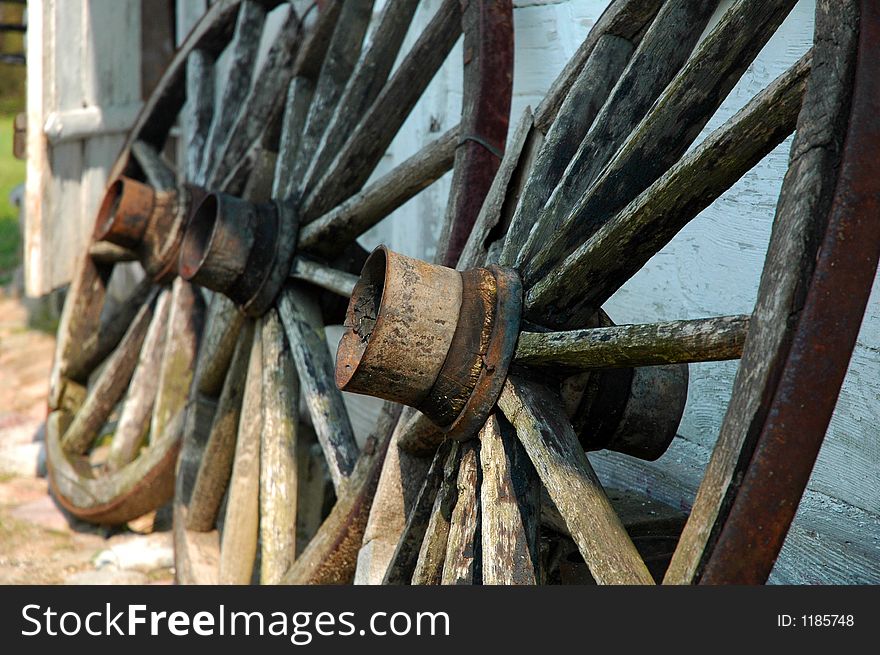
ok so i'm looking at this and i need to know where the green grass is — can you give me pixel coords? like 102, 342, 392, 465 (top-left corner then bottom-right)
0, 112, 24, 285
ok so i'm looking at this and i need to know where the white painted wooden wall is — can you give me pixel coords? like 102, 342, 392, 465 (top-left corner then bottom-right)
25, 0, 142, 297
217, 0, 878, 582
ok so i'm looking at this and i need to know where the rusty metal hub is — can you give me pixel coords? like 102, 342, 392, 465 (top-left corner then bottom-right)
336, 246, 521, 441
177, 191, 298, 316
95, 176, 200, 283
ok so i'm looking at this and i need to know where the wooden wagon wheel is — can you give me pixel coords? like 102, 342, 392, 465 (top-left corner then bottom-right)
337, 0, 880, 584
171, 0, 514, 584
45, 0, 311, 525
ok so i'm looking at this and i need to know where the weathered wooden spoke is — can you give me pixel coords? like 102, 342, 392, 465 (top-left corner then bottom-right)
336, 0, 880, 586
516, 316, 750, 371
47, 0, 296, 525
171, 0, 514, 585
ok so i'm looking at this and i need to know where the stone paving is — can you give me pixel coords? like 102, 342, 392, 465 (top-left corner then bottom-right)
0, 293, 174, 584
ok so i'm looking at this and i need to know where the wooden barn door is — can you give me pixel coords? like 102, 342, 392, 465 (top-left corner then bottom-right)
23, 0, 175, 298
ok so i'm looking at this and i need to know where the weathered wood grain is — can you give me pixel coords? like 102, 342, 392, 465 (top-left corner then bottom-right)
295, 434, 332, 558
664, 0, 859, 585
498, 376, 654, 584
522, 0, 799, 288
285, 0, 374, 194
395, 411, 445, 457
479, 413, 539, 585
61, 293, 157, 455
131, 140, 177, 190
106, 290, 171, 470
299, 126, 459, 259
187, 322, 254, 532
301, 0, 462, 223
210, 8, 304, 188
151, 279, 203, 445
301, 0, 420, 196
66, 275, 154, 382
259, 309, 299, 585
380, 440, 452, 585
459, 109, 537, 270
533, 0, 664, 132
440, 440, 480, 585
218, 321, 263, 585
278, 284, 357, 489
289, 257, 357, 298
518, 0, 719, 272
354, 409, 432, 585
183, 48, 215, 181
271, 76, 314, 199
516, 315, 750, 371
501, 34, 632, 266
197, 0, 268, 185
196, 293, 245, 397
280, 403, 402, 584
411, 441, 461, 585
527, 53, 810, 325
269, 0, 344, 197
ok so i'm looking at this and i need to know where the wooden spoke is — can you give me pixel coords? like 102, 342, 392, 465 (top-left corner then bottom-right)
285, 1, 375, 194
131, 140, 177, 190
210, 8, 305, 188
278, 284, 357, 490
259, 310, 299, 584
218, 321, 263, 585
88, 242, 137, 264
497, 376, 654, 585
195, 293, 245, 397
289, 257, 358, 298
300, 0, 421, 197
106, 290, 172, 471
355, 409, 433, 584
152, 279, 204, 442
479, 414, 540, 585
298, 126, 459, 259
382, 440, 454, 585
527, 54, 810, 325
270, 0, 345, 199
66, 276, 155, 382
187, 323, 255, 532
460, 110, 538, 270
440, 440, 480, 585
280, 404, 402, 584
411, 441, 462, 585
533, 0, 664, 132
522, 0, 799, 287
500, 34, 633, 266
516, 315, 750, 371
197, 0, 269, 184
60, 292, 158, 456
301, 0, 463, 223
182, 48, 215, 181
395, 410, 444, 457
515, 0, 719, 270
665, 0, 861, 584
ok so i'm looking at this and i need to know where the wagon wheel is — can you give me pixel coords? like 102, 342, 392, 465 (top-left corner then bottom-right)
171, 0, 514, 584
45, 0, 311, 525
337, 0, 880, 584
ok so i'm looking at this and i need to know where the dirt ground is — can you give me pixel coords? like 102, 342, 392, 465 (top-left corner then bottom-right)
0, 293, 173, 584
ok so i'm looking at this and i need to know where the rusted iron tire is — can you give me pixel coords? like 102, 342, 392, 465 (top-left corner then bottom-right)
171, 0, 514, 584
46, 0, 296, 525
334, 0, 880, 585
